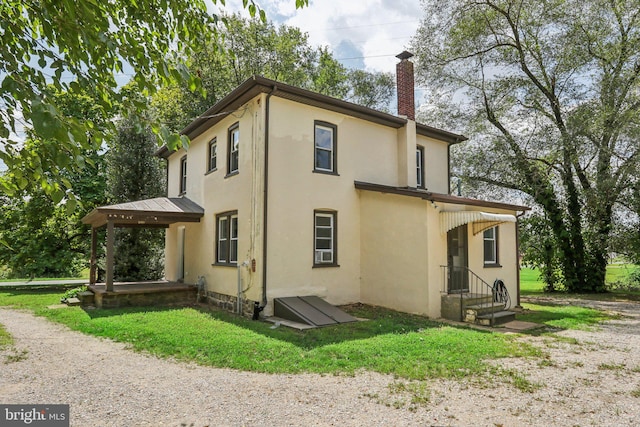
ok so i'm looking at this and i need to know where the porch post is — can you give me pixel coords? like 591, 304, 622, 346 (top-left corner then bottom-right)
89, 227, 98, 285
105, 219, 115, 292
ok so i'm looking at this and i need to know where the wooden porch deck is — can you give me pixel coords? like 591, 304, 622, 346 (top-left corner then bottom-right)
86, 281, 197, 309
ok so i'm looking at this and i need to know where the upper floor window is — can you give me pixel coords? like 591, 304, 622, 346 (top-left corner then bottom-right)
314, 210, 337, 267
216, 211, 238, 265
208, 138, 217, 172
314, 121, 337, 174
228, 123, 239, 175
179, 155, 187, 194
483, 226, 499, 266
416, 145, 425, 188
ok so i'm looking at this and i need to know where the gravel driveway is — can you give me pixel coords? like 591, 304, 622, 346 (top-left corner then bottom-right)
1, 298, 639, 426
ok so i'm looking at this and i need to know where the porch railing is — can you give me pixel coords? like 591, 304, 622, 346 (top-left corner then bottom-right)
440, 265, 511, 322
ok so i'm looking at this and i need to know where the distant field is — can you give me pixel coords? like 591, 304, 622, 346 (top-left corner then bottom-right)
520, 264, 638, 295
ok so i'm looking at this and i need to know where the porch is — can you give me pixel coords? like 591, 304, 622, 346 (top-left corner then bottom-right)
82, 197, 204, 298
83, 281, 198, 309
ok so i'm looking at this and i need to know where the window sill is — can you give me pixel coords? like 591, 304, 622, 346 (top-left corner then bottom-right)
312, 264, 340, 268
178, 191, 186, 196
483, 263, 502, 268
205, 168, 217, 176
225, 171, 239, 179
212, 262, 238, 267
312, 169, 340, 176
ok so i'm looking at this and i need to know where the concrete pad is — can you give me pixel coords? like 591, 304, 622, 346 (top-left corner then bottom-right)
500, 320, 543, 331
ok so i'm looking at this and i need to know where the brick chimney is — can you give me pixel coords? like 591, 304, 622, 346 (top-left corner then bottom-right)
396, 51, 415, 120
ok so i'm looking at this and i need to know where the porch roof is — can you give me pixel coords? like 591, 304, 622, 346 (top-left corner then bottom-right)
439, 211, 517, 235
82, 197, 204, 228
354, 181, 530, 212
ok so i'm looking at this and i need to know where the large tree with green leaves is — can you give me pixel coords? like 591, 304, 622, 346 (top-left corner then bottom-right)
106, 112, 166, 281
153, 14, 396, 131
412, 0, 640, 292
0, 89, 109, 278
0, 0, 308, 201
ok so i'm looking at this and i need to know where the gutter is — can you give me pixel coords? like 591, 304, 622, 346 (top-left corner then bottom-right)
515, 211, 527, 308
260, 85, 278, 311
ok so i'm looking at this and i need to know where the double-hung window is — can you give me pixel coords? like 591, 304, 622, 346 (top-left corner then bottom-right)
228, 123, 239, 175
217, 211, 238, 265
314, 121, 337, 173
314, 210, 337, 266
179, 156, 187, 194
483, 226, 499, 266
208, 138, 217, 172
416, 145, 425, 188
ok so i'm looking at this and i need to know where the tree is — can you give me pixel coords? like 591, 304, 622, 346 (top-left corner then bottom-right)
106, 113, 167, 281
0, 0, 308, 199
0, 89, 109, 278
346, 69, 395, 112
152, 14, 395, 131
413, 0, 640, 292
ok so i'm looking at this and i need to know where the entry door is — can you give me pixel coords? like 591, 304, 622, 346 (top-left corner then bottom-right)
177, 226, 185, 282
447, 224, 468, 293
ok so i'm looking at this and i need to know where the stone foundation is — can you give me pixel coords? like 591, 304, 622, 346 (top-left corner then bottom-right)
204, 290, 257, 317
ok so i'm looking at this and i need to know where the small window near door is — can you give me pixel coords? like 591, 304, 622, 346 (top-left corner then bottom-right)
483, 226, 499, 266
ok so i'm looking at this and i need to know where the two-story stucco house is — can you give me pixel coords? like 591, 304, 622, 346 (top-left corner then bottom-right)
147, 52, 528, 324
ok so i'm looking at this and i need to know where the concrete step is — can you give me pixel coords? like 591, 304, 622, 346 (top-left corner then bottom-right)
476, 310, 516, 326
466, 302, 506, 315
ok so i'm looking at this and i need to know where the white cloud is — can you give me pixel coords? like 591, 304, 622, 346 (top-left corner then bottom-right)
219, 0, 422, 73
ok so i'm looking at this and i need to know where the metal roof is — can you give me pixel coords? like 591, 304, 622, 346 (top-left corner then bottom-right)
354, 181, 530, 212
82, 197, 204, 228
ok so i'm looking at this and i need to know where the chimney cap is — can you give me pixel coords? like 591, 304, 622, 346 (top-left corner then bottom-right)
396, 51, 414, 61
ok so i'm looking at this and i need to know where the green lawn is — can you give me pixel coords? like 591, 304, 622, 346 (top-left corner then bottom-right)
517, 303, 617, 330
520, 264, 639, 297
0, 290, 541, 382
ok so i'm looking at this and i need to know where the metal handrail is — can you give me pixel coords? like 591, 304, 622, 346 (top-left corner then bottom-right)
440, 265, 511, 322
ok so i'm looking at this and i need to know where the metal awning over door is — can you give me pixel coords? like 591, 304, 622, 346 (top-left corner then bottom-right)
440, 211, 516, 235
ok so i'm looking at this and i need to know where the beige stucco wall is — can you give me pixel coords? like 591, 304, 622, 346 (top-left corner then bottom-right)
165, 97, 266, 304
265, 97, 404, 309
419, 135, 449, 194
359, 191, 432, 315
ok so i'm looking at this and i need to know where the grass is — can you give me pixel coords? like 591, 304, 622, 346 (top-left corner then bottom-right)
517, 302, 617, 330
0, 323, 12, 348
0, 290, 540, 383
520, 264, 640, 298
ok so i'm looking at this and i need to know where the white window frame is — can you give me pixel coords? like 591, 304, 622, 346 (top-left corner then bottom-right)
416, 145, 424, 188
483, 226, 498, 265
314, 122, 336, 173
228, 124, 239, 175
216, 212, 238, 265
208, 138, 217, 172
314, 211, 336, 266
179, 156, 187, 194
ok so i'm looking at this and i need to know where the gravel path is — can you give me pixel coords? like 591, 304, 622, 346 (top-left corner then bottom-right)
1, 298, 639, 427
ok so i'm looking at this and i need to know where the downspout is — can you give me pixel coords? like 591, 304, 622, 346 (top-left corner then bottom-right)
515, 211, 526, 308
255, 85, 277, 319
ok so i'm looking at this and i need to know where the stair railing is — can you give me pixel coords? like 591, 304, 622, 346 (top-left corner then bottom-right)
440, 265, 511, 322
